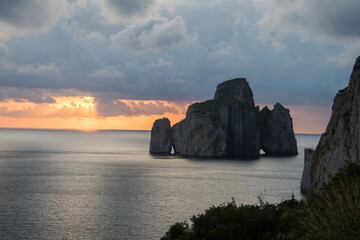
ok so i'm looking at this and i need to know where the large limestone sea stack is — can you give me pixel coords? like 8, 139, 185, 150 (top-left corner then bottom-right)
301, 56, 360, 194
150, 78, 298, 158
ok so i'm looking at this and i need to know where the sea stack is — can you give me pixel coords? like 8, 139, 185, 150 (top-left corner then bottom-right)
150, 78, 298, 158
172, 78, 259, 158
149, 118, 172, 154
301, 56, 360, 194
258, 103, 298, 155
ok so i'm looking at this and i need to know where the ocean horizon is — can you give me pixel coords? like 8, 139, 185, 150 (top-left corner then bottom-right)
0, 128, 320, 239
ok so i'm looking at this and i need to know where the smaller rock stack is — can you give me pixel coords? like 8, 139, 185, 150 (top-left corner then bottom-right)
149, 118, 172, 153
258, 103, 298, 155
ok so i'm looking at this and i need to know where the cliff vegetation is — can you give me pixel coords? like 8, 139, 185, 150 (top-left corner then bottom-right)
162, 162, 360, 240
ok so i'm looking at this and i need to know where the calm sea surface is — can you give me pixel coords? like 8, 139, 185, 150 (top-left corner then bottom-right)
0, 129, 320, 239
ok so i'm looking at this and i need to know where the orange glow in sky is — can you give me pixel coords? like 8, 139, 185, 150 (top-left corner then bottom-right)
0, 96, 330, 134
0, 97, 190, 131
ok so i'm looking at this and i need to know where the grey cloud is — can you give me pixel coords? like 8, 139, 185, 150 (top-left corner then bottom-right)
111, 16, 197, 52
106, 0, 155, 17
259, 0, 360, 40
0, 0, 355, 113
18, 64, 59, 76
0, 87, 57, 103
94, 98, 180, 117
90, 66, 124, 79
0, 43, 7, 58
0, 0, 49, 27
28, 96, 57, 104
95, 98, 132, 117
97, 0, 163, 24
0, 0, 68, 40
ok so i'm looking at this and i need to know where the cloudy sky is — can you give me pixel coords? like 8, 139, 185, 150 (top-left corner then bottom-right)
0, 0, 359, 133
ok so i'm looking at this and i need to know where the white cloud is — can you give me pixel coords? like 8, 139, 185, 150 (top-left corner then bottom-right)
111, 16, 197, 52
0, 0, 69, 40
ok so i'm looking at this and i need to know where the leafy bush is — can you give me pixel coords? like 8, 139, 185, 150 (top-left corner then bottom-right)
300, 162, 360, 239
161, 222, 192, 240
162, 197, 304, 240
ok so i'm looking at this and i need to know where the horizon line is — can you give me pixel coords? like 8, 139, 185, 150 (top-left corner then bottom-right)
0, 126, 322, 135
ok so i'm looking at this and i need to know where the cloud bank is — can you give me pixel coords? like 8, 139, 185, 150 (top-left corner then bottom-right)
0, 0, 358, 122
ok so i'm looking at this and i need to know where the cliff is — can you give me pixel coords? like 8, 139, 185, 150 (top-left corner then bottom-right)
301, 56, 360, 194
172, 115, 227, 157
150, 78, 297, 158
173, 78, 260, 158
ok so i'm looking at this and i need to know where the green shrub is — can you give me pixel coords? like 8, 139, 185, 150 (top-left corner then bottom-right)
162, 197, 304, 240
300, 162, 360, 239
161, 222, 192, 240
162, 163, 360, 240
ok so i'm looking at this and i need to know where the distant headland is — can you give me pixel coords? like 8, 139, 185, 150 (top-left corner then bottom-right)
149, 78, 298, 158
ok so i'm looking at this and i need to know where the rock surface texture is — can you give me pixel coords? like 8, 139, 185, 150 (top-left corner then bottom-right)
258, 103, 298, 155
173, 78, 260, 158
149, 118, 172, 153
149, 78, 297, 158
301, 56, 360, 194
172, 115, 227, 157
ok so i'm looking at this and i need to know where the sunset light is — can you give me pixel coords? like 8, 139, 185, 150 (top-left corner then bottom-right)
0, 96, 192, 131
0, 96, 329, 133
0, 0, 359, 239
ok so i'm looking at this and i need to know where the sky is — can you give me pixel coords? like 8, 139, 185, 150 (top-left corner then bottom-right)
0, 0, 359, 133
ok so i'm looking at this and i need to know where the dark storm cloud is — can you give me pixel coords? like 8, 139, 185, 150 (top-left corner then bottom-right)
106, 0, 155, 17
0, 0, 44, 26
0, 0, 68, 39
259, 0, 360, 39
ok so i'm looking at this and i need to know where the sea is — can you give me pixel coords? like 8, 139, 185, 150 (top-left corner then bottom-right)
0, 129, 320, 240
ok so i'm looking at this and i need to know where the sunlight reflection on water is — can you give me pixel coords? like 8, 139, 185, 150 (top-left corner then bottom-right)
0, 129, 319, 239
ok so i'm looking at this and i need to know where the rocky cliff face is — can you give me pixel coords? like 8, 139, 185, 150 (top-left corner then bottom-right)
258, 103, 298, 155
176, 78, 260, 158
150, 78, 297, 158
172, 115, 227, 157
149, 118, 172, 153
301, 56, 360, 194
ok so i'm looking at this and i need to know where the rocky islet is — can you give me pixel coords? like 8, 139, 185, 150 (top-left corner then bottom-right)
150, 78, 298, 158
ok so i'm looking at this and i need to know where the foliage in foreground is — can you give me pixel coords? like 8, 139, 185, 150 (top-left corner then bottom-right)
162, 162, 360, 240
301, 162, 360, 239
